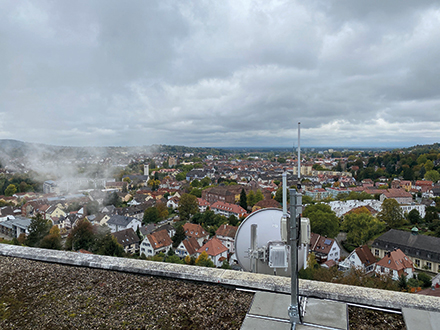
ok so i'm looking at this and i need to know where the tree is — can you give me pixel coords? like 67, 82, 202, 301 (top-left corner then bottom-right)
178, 193, 199, 221
143, 207, 159, 224
407, 209, 422, 224
342, 213, 385, 247
303, 204, 339, 238
398, 274, 407, 291
4, 184, 17, 197
65, 219, 95, 251
255, 190, 264, 204
195, 251, 215, 267
239, 188, 247, 210
25, 213, 52, 247
247, 191, 256, 207
104, 191, 119, 207
40, 226, 62, 250
417, 272, 432, 288
425, 170, 440, 183
172, 225, 185, 248
377, 198, 406, 229
96, 233, 124, 257
200, 177, 211, 187
228, 214, 238, 226
157, 202, 169, 220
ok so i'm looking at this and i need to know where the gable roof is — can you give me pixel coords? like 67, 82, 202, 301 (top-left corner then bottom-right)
354, 245, 376, 267
253, 199, 281, 209
215, 224, 238, 239
107, 215, 137, 227
183, 223, 208, 239
112, 228, 140, 247
210, 201, 246, 215
147, 229, 173, 250
197, 237, 228, 256
310, 233, 336, 255
182, 237, 200, 255
376, 248, 413, 272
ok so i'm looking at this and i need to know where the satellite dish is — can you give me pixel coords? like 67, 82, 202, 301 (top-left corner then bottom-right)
235, 208, 292, 276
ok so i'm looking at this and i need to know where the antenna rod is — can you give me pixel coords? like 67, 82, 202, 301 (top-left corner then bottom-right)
297, 122, 301, 182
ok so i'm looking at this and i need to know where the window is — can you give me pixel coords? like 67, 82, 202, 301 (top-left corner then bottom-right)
415, 259, 420, 267
375, 249, 379, 256
426, 262, 432, 270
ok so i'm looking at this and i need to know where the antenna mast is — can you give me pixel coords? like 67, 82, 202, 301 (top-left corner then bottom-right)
297, 122, 301, 183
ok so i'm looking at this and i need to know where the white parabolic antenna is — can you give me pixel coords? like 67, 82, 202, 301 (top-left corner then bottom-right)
235, 208, 291, 276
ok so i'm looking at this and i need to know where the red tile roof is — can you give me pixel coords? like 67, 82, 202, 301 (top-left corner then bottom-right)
183, 223, 208, 239
210, 201, 246, 216
197, 237, 228, 257
147, 229, 172, 250
376, 249, 413, 273
215, 224, 238, 239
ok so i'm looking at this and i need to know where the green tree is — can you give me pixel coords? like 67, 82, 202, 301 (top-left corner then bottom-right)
4, 184, 17, 196
65, 219, 95, 251
303, 204, 339, 238
143, 207, 159, 224
178, 193, 199, 221
239, 188, 247, 210
96, 233, 124, 257
25, 213, 52, 247
40, 226, 62, 250
425, 170, 440, 183
221, 260, 231, 269
425, 159, 434, 171
255, 190, 264, 204
407, 209, 422, 224
200, 177, 211, 187
342, 213, 385, 247
172, 225, 185, 248
377, 198, 406, 229
417, 272, 432, 288
398, 274, 408, 291
228, 214, 238, 226
195, 251, 215, 267
247, 191, 256, 207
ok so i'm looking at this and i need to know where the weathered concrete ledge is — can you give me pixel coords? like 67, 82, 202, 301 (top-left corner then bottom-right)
1, 243, 439, 312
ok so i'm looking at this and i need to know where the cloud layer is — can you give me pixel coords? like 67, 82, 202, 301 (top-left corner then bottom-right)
1, 0, 440, 148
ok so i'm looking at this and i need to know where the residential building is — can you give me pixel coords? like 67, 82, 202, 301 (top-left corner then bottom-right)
339, 245, 376, 273
379, 189, 413, 204
215, 224, 238, 253
0, 216, 31, 238
374, 249, 414, 280
197, 237, 228, 267
106, 215, 142, 233
310, 233, 340, 264
372, 229, 440, 273
112, 228, 140, 254
175, 237, 200, 258
140, 229, 173, 257
183, 223, 209, 246
210, 201, 247, 218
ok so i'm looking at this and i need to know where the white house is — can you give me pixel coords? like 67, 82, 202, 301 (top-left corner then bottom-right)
175, 237, 200, 258
215, 224, 237, 253
197, 237, 228, 267
106, 215, 142, 233
375, 249, 414, 280
140, 229, 173, 257
339, 245, 376, 273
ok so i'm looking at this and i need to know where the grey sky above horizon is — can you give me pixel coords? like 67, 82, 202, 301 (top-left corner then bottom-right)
1, 1, 440, 148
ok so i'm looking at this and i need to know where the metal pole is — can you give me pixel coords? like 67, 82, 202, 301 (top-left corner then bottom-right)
288, 189, 301, 329
250, 224, 257, 273
297, 122, 301, 181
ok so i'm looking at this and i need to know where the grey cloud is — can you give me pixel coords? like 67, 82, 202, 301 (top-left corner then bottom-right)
1, 1, 440, 148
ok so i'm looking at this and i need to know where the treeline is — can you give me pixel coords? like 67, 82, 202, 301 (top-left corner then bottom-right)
0, 173, 41, 197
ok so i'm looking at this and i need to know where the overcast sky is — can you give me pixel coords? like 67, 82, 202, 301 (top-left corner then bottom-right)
1, 1, 440, 148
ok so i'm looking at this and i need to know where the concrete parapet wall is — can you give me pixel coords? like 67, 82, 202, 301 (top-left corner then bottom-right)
1, 243, 439, 312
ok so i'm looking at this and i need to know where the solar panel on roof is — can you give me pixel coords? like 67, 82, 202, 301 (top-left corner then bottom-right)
324, 239, 332, 245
